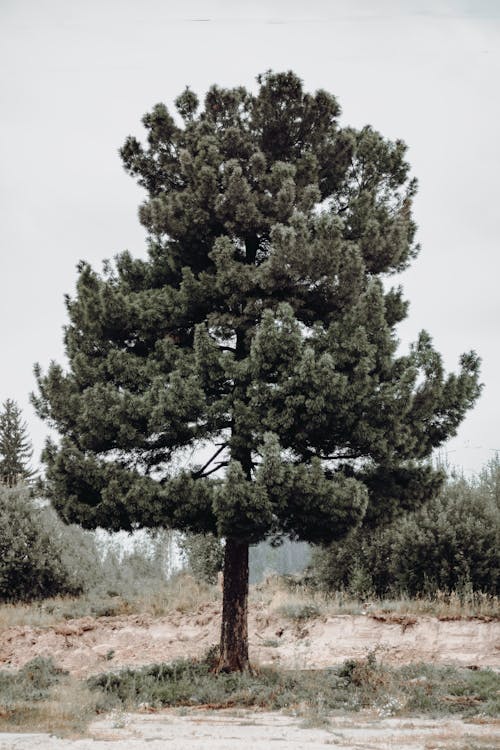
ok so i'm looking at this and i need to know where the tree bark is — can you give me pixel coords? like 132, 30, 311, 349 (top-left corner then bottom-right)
218, 537, 249, 672
217, 308, 254, 672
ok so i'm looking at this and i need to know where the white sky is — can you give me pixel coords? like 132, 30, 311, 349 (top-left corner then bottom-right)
1, 0, 499, 475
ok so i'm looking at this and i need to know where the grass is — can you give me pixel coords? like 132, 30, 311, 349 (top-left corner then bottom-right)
87, 650, 500, 719
0, 656, 112, 735
0, 573, 220, 629
253, 576, 500, 622
0, 575, 497, 630
0, 652, 498, 736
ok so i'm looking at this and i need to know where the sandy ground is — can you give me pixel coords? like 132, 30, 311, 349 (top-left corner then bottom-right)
1, 610, 499, 748
0, 605, 498, 676
0, 710, 499, 749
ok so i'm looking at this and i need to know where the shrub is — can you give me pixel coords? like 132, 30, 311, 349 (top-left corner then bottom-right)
387, 477, 499, 596
87, 653, 500, 718
0, 484, 100, 602
312, 460, 500, 597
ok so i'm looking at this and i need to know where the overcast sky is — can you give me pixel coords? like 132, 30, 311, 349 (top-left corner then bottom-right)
1, 0, 499, 475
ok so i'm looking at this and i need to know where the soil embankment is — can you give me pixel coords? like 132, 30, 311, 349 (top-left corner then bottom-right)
1, 605, 498, 676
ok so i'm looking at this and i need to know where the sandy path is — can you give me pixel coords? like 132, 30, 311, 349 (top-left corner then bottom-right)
0, 607, 498, 676
0, 710, 499, 749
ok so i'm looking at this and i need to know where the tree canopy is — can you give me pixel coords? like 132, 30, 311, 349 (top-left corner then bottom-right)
33, 71, 481, 669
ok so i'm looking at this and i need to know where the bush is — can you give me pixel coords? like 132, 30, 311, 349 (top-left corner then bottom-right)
0, 484, 101, 602
312, 459, 500, 597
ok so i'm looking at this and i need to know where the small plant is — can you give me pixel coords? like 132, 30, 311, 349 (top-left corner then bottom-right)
0, 657, 66, 704
376, 694, 404, 717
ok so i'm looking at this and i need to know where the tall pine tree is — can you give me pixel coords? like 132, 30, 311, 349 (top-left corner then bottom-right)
0, 399, 34, 486
33, 72, 481, 671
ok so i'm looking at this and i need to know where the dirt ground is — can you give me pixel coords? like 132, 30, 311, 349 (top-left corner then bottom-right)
0, 608, 499, 748
0, 604, 498, 676
0, 710, 499, 749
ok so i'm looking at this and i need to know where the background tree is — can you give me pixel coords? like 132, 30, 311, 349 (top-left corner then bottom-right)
0, 399, 34, 486
311, 457, 500, 597
33, 71, 481, 671
0, 483, 98, 603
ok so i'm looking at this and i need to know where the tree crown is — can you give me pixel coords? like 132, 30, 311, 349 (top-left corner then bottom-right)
33, 71, 481, 544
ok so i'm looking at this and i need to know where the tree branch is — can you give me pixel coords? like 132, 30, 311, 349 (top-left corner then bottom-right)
192, 443, 227, 478
198, 461, 229, 479
320, 452, 364, 461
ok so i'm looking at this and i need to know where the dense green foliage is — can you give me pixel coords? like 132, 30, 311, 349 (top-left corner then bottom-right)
0, 483, 175, 605
33, 71, 480, 549
312, 458, 500, 596
0, 399, 33, 486
0, 484, 99, 602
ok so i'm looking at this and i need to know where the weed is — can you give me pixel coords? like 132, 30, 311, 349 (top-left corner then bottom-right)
400, 663, 500, 717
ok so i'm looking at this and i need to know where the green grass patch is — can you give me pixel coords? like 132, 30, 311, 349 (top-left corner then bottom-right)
399, 662, 500, 717
0, 656, 66, 704
87, 650, 500, 719
0, 657, 113, 734
1, 653, 498, 736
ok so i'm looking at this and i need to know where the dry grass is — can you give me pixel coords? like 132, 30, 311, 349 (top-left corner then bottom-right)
251, 576, 500, 622
0, 657, 112, 736
0, 575, 497, 632
0, 573, 221, 630
0, 681, 104, 736
136, 573, 220, 616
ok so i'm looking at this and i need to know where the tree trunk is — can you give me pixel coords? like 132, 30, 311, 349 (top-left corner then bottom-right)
218, 537, 249, 672
218, 315, 254, 672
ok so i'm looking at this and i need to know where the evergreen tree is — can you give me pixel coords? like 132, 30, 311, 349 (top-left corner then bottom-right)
0, 399, 33, 486
33, 72, 481, 671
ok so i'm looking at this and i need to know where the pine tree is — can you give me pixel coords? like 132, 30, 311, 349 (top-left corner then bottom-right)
0, 399, 34, 487
33, 71, 481, 671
